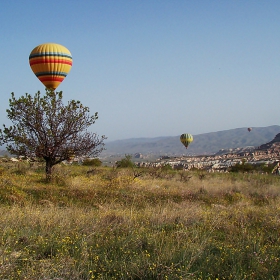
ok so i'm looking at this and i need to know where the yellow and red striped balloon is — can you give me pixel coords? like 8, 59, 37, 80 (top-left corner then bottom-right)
29, 43, 72, 90
180, 133, 193, 149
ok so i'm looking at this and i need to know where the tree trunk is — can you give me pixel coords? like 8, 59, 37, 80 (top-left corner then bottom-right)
45, 159, 53, 182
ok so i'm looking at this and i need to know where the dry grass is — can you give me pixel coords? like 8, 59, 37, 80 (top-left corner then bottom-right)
0, 162, 280, 279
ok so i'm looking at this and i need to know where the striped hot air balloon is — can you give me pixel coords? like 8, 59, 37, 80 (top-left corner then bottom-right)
180, 133, 193, 149
29, 43, 72, 90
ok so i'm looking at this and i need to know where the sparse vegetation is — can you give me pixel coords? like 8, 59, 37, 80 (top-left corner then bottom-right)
0, 161, 279, 279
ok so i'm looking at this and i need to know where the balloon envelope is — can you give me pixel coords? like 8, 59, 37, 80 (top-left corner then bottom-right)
180, 133, 193, 149
29, 43, 72, 90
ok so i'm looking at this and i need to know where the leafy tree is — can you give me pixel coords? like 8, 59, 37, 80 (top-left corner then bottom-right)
0, 89, 106, 181
82, 158, 102, 167
116, 155, 135, 168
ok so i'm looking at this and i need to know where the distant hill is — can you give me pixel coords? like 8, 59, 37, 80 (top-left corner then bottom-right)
101, 125, 280, 157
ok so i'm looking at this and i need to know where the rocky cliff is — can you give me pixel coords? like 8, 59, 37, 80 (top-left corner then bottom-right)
257, 133, 280, 152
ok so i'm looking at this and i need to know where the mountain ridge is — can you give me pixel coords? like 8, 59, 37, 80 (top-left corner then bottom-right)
101, 125, 280, 157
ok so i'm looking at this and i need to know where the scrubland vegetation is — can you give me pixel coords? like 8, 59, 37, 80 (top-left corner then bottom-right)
0, 161, 280, 279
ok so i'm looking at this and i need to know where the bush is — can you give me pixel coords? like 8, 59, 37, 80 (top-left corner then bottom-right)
230, 159, 275, 173
230, 162, 253, 173
161, 164, 173, 171
82, 158, 102, 167
115, 155, 135, 168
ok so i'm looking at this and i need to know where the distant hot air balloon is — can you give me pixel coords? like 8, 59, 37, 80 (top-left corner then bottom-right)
180, 133, 193, 149
29, 43, 72, 90
248, 127, 252, 132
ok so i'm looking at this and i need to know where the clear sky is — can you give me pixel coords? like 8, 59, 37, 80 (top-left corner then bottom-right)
0, 1, 280, 141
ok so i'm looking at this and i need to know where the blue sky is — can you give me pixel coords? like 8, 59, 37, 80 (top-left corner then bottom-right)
0, 1, 280, 141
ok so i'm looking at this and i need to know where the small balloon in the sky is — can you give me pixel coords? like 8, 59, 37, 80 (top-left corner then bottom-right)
29, 43, 72, 90
180, 133, 193, 149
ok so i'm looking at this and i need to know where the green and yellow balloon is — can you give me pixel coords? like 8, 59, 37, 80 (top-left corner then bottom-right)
180, 133, 193, 149
29, 43, 72, 90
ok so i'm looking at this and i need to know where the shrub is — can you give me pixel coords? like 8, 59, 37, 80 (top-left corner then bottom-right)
116, 155, 135, 168
161, 163, 173, 171
230, 159, 253, 173
82, 158, 102, 167
230, 160, 275, 173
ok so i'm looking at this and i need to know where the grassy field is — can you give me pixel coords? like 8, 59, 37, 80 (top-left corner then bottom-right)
0, 162, 279, 279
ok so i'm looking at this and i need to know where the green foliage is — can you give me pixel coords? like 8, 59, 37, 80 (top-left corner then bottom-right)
230, 162, 253, 173
255, 163, 275, 173
116, 154, 135, 168
161, 163, 173, 171
231, 159, 275, 173
82, 158, 102, 167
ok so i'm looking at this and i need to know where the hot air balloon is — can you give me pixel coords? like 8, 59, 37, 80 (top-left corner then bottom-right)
248, 127, 252, 132
29, 43, 72, 90
180, 133, 193, 149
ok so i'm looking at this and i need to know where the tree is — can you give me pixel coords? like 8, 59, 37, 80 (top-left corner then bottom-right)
115, 155, 135, 168
0, 89, 106, 181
